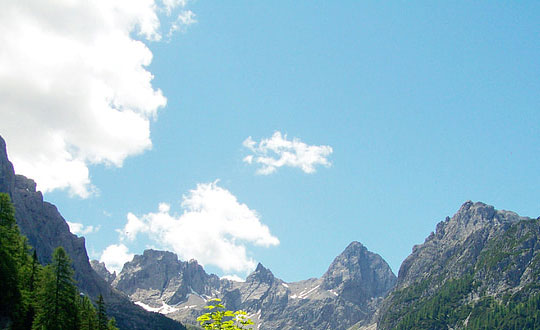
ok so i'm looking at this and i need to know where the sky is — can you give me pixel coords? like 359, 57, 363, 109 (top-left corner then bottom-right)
0, 1, 539, 282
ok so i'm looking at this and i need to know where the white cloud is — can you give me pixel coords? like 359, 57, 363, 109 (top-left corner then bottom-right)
0, 0, 193, 197
243, 132, 333, 175
221, 274, 246, 282
100, 243, 134, 274
118, 181, 279, 274
169, 10, 197, 36
67, 221, 100, 236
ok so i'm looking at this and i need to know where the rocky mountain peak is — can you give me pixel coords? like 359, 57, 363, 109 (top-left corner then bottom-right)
246, 262, 275, 284
378, 202, 539, 329
0, 136, 15, 196
141, 249, 179, 263
428, 201, 524, 246
90, 260, 116, 284
321, 241, 396, 305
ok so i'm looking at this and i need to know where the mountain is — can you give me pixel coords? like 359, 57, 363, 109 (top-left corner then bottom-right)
0, 135, 185, 330
107, 242, 396, 329
377, 201, 540, 329
91, 260, 117, 284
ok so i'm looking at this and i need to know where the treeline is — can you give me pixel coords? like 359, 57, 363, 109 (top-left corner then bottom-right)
0, 193, 118, 330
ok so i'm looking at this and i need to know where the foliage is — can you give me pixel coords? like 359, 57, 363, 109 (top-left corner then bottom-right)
0, 193, 22, 322
33, 247, 80, 329
0, 193, 118, 329
197, 299, 254, 330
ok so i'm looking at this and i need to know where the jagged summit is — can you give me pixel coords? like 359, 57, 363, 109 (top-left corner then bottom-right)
321, 240, 396, 306
106, 243, 395, 330
246, 262, 275, 284
90, 260, 116, 284
378, 201, 540, 329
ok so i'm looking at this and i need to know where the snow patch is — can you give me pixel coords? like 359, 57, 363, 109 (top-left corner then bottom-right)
135, 301, 179, 315
297, 285, 320, 299
183, 305, 197, 309
281, 283, 289, 288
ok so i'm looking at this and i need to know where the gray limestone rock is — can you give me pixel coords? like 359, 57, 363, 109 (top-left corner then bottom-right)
0, 135, 184, 330
109, 242, 396, 330
90, 260, 116, 284
377, 201, 539, 329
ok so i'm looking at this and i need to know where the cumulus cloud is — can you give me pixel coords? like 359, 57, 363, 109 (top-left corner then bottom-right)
67, 221, 100, 236
0, 0, 194, 197
221, 274, 246, 282
243, 132, 333, 175
100, 243, 134, 274
117, 181, 279, 274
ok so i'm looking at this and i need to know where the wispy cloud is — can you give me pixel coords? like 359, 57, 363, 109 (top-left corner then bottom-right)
243, 132, 333, 175
112, 181, 279, 274
168, 10, 197, 36
0, 1, 193, 197
67, 221, 100, 236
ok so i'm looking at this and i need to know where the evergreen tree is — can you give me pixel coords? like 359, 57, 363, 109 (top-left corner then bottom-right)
0, 193, 23, 326
107, 317, 119, 330
19, 249, 41, 330
96, 294, 107, 330
33, 247, 80, 330
78, 294, 97, 330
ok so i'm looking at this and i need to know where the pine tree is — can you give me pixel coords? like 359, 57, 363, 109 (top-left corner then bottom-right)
0, 193, 22, 326
78, 294, 97, 330
96, 294, 108, 330
107, 317, 119, 330
33, 247, 79, 330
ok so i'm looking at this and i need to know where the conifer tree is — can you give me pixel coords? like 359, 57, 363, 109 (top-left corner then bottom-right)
33, 247, 79, 330
78, 294, 97, 330
0, 193, 22, 325
96, 294, 107, 330
107, 317, 119, 330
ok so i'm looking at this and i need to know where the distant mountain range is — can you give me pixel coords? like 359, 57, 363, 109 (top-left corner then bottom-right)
94, 241, 395, 330
2, 134, 539, 329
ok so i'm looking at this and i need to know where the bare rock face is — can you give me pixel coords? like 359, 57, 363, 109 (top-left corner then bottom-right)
110, 242, 396, 330
377, 201, 540, 329
0, 135, 184, 330
90, 260, 116, 284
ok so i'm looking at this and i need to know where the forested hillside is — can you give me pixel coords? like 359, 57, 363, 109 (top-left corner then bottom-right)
378, 202, 540, 329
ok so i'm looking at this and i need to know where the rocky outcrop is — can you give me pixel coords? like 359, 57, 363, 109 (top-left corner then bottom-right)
110, 242, 396, 330
91, 260, 116, 284
377, 201, 540, 329
0, 135, 184, 330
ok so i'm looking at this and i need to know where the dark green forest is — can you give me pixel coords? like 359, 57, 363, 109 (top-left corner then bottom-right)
0, 193, 118, 330
387, 275, 540, 329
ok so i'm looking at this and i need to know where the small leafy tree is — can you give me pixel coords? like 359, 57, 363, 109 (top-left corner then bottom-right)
197, 299, 254, 330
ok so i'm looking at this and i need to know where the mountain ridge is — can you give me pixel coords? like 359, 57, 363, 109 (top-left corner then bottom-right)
377, 200, 540, 329
0, 135, 185, 330
101, 241, 396, 330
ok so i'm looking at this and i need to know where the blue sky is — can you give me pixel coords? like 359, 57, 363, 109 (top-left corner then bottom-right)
1, 1, 539, 282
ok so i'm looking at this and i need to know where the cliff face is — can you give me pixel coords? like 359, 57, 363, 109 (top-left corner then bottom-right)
378, 201, 540, 329
0, 135, 184, 330
109, 242, 396, 330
